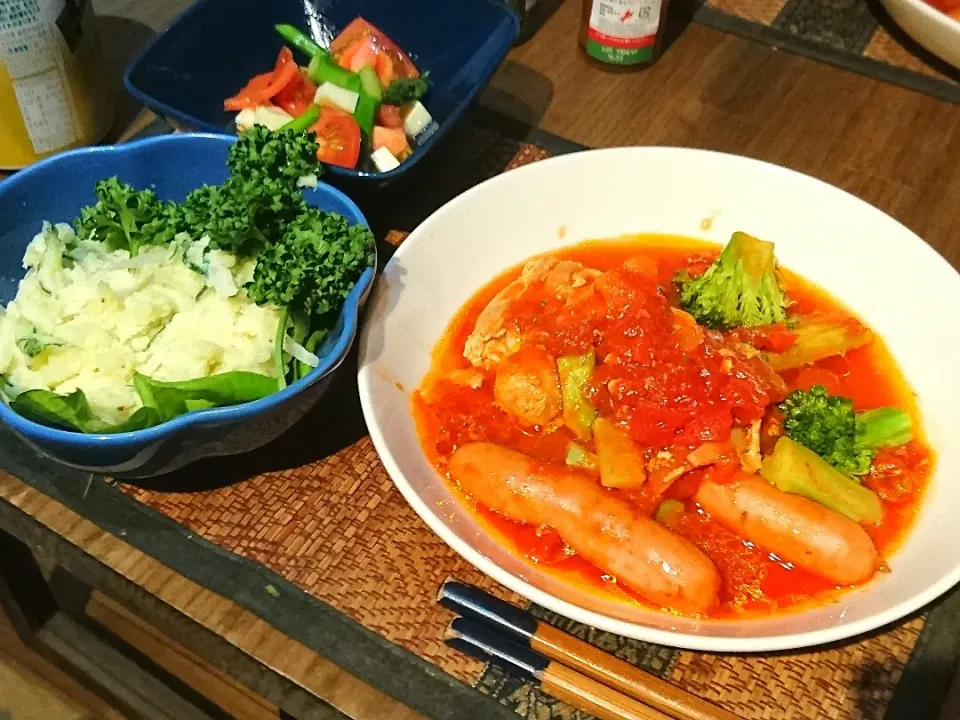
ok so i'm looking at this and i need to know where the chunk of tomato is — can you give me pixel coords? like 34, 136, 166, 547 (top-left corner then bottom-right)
376, 104, 403, 129
273, 69, 317, 117
310, 107, 361, 168
331, 17, 419, 81
372, 125, 409, 157
225, 47, 301, 111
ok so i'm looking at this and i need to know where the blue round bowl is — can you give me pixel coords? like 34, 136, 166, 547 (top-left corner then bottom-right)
0, 133, 376, 478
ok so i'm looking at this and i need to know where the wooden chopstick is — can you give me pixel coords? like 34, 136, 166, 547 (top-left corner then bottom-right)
446, 616, 672, 720
439, 580, 739, 720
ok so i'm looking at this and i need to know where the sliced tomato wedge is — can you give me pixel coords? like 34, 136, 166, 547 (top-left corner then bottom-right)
274, 69, 317, 117
374, 51, 399, 88
331, 18, 419, 82
225, 47, 301, 111
224, 72, 274, 111
310, 107, 361, 168
330, 17, 374, 54
347, 37, 380, 72
376, 104, 403, 129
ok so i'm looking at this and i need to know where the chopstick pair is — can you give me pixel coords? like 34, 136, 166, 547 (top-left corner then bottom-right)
439, 581, 739, 720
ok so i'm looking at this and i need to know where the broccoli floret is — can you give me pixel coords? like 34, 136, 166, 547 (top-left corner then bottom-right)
382, 71, 431, 106
174, 127, 319, 255
778, 385, 913, 476
246, 206, 374, 319
676, 231, 787, 329
75, 177, 179, 256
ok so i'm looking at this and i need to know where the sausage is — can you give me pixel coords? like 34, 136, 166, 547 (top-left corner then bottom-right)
449, 442, 721, 614
694, 476, 878, 585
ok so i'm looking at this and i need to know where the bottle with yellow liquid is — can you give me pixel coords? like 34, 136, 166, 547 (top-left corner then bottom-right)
0, 0, 115, 170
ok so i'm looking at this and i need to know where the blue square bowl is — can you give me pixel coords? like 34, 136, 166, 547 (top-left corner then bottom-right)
124, 0, 520, 185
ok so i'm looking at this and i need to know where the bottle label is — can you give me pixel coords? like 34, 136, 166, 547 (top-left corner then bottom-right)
586, 0, 662, 65
0, 0, 78, 154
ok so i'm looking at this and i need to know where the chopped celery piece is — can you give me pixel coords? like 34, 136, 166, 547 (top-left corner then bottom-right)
594, 417, 647, 489
857, 407, 913, 449
557, 351, 597, 440
565, 442, 599, 474
765, 313, 873, 371
655, 499, 684, 526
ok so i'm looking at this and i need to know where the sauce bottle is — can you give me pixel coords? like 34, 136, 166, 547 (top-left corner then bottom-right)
579, 0, 671, 70
0, 0, 115, 170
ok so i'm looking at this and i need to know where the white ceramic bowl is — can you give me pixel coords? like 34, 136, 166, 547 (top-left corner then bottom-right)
357, 147, 960, 652
879, 0, 960, 70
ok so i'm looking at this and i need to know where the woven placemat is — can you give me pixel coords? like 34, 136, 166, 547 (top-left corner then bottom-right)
688, 0, 960, 104
108, 133, 951, 720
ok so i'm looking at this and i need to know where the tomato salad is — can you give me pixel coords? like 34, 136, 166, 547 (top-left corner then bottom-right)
225, 19, 436, 171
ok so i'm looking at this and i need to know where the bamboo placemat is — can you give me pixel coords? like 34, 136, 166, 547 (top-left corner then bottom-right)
104, 134, 951, 720
688, 0, 960, 104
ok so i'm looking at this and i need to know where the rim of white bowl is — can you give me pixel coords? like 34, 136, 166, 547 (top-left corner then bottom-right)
358, 146, 960, 652
887, 0, 960, 32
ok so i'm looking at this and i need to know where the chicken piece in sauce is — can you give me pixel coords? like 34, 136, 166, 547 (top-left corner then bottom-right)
463, 258, 600, 369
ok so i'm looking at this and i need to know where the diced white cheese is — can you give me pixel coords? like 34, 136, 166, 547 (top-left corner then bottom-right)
252, 105, 294, 131
370, 146, 400, 172
314, 82, 360, 114
235, 108, 256, 132
401, 101, 433, 139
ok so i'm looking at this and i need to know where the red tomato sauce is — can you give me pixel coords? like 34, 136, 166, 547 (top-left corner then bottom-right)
412, 237, 933, 618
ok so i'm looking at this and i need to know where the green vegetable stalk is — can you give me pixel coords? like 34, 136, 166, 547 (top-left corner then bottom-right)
280, 105, 320, 133
274, 24, 327, 59
307, 55, 362, 92
354, 66, 383, 136
358, 66, 383, 100
779, 385, 912, 476
354, 93, 378, 137
761, 436, 884, 524
557, 351, 597, 440
676, 231, 787, 329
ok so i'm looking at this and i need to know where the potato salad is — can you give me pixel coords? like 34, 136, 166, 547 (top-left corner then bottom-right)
0, 223, 282, 424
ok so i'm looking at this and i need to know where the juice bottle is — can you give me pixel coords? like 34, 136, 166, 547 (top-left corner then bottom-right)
0, 0, 115, 169
579, 0, 671, 70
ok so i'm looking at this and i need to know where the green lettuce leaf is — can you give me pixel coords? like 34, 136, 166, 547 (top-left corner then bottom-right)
6, 371, 280, 434
9, 390, 160, 433
133, 371, 280, 423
